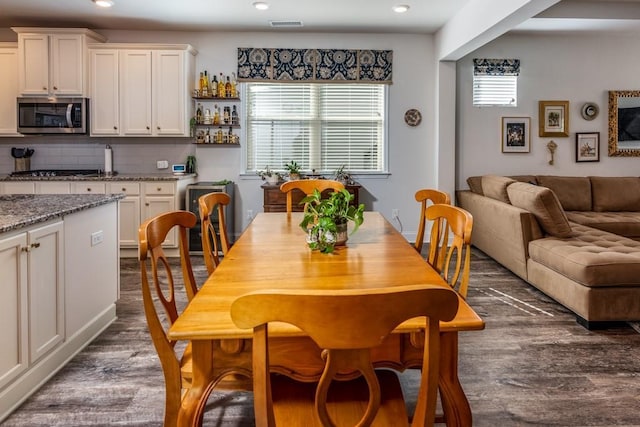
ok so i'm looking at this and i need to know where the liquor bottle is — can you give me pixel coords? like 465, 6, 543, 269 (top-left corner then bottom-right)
228, 127, 234, 144
205, 128, 211, 143
231, 105, 239, 125
225, 76, 232, 98
223, 106, 230, 124
213, 105, 220, 125
198, 72, 204, 96
196, 103, 203, 124
231, 72, 238, 98
218, 73, 226, 98
211, 74, 218, 98
202, 70, 209, 97
216, 127, 224, 144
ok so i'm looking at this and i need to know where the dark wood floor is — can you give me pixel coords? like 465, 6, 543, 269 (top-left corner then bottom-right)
3, 249, 640, 426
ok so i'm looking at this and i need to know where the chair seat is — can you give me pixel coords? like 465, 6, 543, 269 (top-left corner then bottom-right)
270, 370, 408, 427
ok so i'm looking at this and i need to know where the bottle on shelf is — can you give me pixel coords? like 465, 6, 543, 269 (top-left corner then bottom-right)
225, 76, 232, 98
205, 128, 211, 144
211, 73, 218, 98
231, 105, 239, 125
204, 108, 211, 124
213, 105, 220, 125
216, 127, 224, 144
198, 72, 205, 96
202, 70, 210, 97
223, 106, 230, 124
231, 72, 238, 98
196, 103, 203, 124
228, 127, 234, 144
218, 73, 226, 98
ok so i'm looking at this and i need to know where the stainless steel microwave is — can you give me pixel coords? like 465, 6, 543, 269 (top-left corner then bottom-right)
17, 97, 88, 134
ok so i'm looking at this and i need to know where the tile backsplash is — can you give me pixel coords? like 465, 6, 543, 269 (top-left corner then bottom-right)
1, 137, 195, 174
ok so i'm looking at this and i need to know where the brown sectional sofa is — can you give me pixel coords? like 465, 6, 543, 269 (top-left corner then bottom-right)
457, 174, 640, 328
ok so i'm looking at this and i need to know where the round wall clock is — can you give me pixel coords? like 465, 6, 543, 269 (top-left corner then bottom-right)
581, 103, 599, 121
404, 109, 422, 127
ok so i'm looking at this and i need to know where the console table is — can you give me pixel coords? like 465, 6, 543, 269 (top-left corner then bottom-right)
261, 182, 361, 212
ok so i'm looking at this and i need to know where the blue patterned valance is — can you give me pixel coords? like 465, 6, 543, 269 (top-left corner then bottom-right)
473, 58, 520, 76
237, 48, 393, 84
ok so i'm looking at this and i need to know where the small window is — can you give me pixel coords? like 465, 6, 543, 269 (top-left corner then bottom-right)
473, 75, 517, 107
472, 58, 520, 107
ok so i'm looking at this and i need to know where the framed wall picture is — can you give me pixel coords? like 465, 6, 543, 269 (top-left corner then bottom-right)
539, 100, 569, 137
501, 117, 531, 153
576, 132, 600, 162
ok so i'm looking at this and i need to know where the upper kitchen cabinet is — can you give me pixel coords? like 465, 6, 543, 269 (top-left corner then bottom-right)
12, 28, 106, 97
89, 44, 197, 137
0, 43, 19, 136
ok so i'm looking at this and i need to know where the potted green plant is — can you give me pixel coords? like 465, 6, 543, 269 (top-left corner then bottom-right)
284, 160, 302, 180
333, 164, 351, 184
258, 166, 281, 185
299, 188, 365, 253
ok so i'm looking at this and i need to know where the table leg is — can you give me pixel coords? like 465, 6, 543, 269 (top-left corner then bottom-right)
439, 331, 472, 427
178, 340, 215, 427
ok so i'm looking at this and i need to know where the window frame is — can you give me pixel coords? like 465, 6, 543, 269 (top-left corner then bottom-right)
240, 82, 390, 176
472, 74, 518, 107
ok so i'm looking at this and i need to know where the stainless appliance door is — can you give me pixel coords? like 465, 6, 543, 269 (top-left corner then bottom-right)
17, 98, 87, 134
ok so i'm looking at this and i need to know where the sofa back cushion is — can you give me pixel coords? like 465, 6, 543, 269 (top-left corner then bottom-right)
466, 176, 484, 195
590, 177, 640, 211
507, 182, 572, 237
481, 175, 516, 204
536, 176, 592, 211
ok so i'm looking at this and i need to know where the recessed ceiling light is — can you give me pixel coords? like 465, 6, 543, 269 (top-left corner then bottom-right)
93, 0, 114, 7
253, 2, 269, 10
392, 4, 410, 13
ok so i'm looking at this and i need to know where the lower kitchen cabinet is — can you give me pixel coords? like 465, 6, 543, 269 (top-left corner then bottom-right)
0, 220, 63, 391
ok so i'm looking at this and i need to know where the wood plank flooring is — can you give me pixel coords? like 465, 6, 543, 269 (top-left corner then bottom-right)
3, 249, 640, 426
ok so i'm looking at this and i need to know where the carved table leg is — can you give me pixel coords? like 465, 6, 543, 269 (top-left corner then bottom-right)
439, 331, 472, 427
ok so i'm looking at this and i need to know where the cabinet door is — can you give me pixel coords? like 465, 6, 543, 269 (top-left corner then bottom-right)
70, 182, 106, 194
120, 50, 152, 135
35, 181, 71, 194
0, 47, 18, 135
143, 195, 177, 247
90, 49, 120, 135
118, 196, 141, 247
28, 221, 64, 363
17, 34, 49, 96
50, 34, 83, 95
153, 50, 186, 136
3, 182, 35, 194
0, 232, 29, 389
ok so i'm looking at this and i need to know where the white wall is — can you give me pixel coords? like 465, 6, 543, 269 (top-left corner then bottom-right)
457, 32, 640, 188
0, 29, 438, 241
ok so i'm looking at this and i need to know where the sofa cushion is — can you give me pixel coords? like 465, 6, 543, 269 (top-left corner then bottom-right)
528, 223, 640, 287
509, 175, 538, 185
590, 176, 640, 212
565, 211, 640, 239
481, 175, 516, 204
466, 176, 483, 195
507, 182, 572, 237
536, 176, 592, 211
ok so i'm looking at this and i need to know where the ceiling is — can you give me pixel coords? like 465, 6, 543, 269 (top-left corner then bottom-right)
1, 0, 640, 35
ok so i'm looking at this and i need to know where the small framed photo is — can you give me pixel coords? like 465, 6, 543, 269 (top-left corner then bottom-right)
501, 117, 531, 153
539, 100, 569, 137
576, 132, 600, 162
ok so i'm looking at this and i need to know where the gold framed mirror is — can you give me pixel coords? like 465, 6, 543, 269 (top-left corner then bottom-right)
608, 90, 640, 156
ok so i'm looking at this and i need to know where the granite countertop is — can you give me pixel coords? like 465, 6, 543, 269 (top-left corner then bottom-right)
0, 173, 197, 182
0, 194, 125, 234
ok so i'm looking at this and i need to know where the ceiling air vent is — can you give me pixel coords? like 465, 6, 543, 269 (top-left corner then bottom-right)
269, 20, 304, 28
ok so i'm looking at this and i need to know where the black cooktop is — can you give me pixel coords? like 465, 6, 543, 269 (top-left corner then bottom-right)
9, 169, 111, 177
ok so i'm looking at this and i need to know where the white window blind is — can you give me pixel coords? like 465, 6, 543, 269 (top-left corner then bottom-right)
246, 82, 386, 173
473, 75, 517, 107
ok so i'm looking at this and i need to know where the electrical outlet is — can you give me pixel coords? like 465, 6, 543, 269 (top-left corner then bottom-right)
392, 209, 399, 219
91, 230, 104, 246
247, 209, 254, 220
156, 160, 169, 169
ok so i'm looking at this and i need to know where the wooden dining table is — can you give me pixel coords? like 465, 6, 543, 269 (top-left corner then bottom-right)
168, 211, 485, 427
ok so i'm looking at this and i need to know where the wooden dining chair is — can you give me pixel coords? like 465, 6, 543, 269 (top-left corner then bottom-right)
414, 189, 451, 254
138, 210, 206, 426
231, 285, 459, 427
280, 179, 345, 213
198, 191, 231, 275
425, 204, 473, 298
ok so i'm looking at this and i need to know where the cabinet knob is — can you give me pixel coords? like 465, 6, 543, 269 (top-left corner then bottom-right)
31, 242, 41, 249
145, 202, 150, 206
146, 126, 150, 130
157, 126, 161, 130
43, 86, 47, 90
87, 188, 92, 192
53, 86, 58, 90
157, 187, 161, 192
121, 187, 126, 192
114, 126, 118, 130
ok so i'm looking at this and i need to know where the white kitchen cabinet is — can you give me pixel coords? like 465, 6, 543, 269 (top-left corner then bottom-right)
107, 182, 141, 247
89, 44, 196, 137
3, 182, 35, 194
0, 44, 19, 136
70, 182, 106, 194
142, 182, 177, 246
13, 28, 105, 97
35, 182, 71, 194
0, 220, 63, 391
0, 232, 28, 390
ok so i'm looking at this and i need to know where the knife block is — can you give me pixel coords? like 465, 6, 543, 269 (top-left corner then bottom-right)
14, 158, 30, 172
